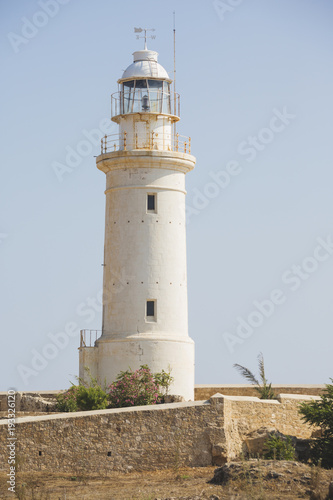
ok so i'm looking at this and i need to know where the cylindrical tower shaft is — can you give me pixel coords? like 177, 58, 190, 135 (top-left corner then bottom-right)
79, 45, 196, 400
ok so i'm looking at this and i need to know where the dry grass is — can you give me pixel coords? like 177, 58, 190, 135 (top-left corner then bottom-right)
0, 461, 332, 500
309, 463, 330, 500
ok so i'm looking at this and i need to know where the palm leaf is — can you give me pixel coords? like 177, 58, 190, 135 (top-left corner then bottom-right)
258, 352, 267, 386
233, 363, 259, 386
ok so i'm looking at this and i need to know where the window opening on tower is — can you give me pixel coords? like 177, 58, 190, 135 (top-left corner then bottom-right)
147, 193, 156, 212
146, 300, 155, 318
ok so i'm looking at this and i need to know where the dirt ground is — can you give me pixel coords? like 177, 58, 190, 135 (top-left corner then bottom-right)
0, 461, 332, 500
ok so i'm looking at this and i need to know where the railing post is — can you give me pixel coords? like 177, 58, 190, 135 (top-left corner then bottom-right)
101, 137, 103, 154
189, 137, 191, 154
104, 135, 107, 154
176, 133, 179, 152
184, 141, 187, 154
80, 330, 86, 347
151, 131, 154, 149
124, 131, 127, 151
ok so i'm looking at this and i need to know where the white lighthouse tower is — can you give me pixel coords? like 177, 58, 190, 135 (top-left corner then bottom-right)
79, 33, 196, 400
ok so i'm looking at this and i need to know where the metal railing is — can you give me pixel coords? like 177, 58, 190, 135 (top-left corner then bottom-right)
80, 329, 101, 348
100, 132, 191, 154
111, 91, 180, 118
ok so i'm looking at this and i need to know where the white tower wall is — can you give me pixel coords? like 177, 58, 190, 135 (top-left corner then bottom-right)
101, 157, 189, 337
119, 114, 173, 151
79, 47, 196, 400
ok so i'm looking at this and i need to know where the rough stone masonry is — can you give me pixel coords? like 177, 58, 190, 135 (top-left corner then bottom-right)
0, 393, 320, 474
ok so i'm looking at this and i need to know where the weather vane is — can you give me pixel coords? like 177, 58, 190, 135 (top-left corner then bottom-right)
134, 27, 156, 50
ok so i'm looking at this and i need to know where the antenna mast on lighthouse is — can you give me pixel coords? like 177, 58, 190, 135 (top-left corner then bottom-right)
173, 11, 177, 138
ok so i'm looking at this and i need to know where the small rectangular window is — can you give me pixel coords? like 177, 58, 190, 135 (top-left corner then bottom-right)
146, 300, 155, 317
147, 194, 156, 212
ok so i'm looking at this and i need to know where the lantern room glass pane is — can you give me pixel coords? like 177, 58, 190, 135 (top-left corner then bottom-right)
162, 81, 171, 114
134, 80, 148, 112
121, 79, 171, 115
122, 80, 135, 114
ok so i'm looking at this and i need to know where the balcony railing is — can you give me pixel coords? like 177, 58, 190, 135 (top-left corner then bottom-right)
111, 91, 180, 119
80, 329, 101, 348
100, 132, 191, 155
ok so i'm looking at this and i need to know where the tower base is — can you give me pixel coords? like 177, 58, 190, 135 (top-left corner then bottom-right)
79, 335, 195, 401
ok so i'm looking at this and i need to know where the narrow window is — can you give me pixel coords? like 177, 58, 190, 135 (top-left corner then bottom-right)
146, 300, 155, 317
147, 193, 156, 212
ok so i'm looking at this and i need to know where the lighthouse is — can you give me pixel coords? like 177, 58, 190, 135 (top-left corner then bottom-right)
79, 35, 196, 400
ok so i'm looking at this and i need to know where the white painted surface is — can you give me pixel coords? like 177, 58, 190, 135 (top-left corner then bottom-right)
121, 50, 171, 81
79, 49, 196, 400
118, 114, 176, 151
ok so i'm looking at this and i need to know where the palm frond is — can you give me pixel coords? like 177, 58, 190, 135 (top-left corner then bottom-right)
257, 352, 267, 386
266, 383, 276, 399
233, 363, 259, 386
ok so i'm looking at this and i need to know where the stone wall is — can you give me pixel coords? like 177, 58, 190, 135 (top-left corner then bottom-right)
0, 393, 320, 473
221, 394, 319, 460
0, 386, 325, 412
0, 392, 61, 412
194, 385, 325, 400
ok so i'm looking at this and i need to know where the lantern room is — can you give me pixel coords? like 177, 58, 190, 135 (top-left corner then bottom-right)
104, 47, 191, 153
111, 49, 179, 121
119, 78, 172, 115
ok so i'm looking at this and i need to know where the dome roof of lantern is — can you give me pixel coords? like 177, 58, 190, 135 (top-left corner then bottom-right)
119, 50, 172, 82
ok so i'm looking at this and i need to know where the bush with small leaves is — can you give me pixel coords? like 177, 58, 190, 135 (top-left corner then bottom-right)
56, 370, 108, 412
108, 365, 173, 408
57, 365, 173, 411
299, 379, 333, 469
263, 435, 296, 461
56, 385, 79, 412
75, 384, 108, 411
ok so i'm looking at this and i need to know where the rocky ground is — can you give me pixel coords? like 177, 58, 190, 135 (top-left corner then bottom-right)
0, 461, 332, 500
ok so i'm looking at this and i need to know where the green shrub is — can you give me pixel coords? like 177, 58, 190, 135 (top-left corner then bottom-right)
108, 365, 173, 408
56, 385, 79, 412
56, 370, 108, 412
56, 384, 109, 412
263, 435, 295, 460
57, 365, 173, 412
153, 367, 174, 398
75, 384, 108, 411
299, 379, 333, 469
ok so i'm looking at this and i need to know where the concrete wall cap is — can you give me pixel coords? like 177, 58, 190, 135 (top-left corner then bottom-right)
194, 384, 326, 389
209, 393, 226, 404
277, 394, 321, 402
0, 400, 208, 426
0, 390, 63, 395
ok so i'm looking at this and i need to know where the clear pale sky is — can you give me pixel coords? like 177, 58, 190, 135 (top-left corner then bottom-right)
1, 0, 333, 391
